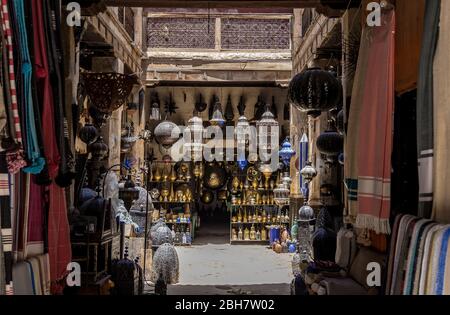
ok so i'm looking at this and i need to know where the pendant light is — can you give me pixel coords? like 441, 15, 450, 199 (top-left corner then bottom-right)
256, 105, 279, 154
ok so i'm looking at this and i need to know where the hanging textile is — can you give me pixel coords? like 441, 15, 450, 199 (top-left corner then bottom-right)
416, 0, 440, 219
346, 9, 395, 234
43, 0, 76, 186
344, 11, 371, 222
12, 0, 45, 174
0, 153, 13, 295
394, 0, 426, 95
31, 0, 60, 179
433, 0, 450, 225
1, 0, 26, 173
25, 177, 44, 257
47, 183, 71, 294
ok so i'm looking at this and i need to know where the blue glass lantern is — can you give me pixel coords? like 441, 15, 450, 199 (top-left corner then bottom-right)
237, 159, 248, 171
279, 137, 296, 167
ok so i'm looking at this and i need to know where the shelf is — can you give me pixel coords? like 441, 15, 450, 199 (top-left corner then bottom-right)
148, 181, 191, 184
153, 201, 192, 204
230, 204, 277, 207
231, 222, 290, 225
165, 222, 191, 225
230, 240, 269, 245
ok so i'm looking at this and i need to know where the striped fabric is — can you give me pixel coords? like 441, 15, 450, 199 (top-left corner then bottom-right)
1, 0, 21, 144
0, 153, 13, 295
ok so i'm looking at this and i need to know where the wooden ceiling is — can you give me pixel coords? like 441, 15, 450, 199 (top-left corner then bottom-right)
104, 0, 321, 8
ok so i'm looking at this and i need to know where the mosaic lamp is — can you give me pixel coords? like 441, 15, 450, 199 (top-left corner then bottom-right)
279, 137, 296, 167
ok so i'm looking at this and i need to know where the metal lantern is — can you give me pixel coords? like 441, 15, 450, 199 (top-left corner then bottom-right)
288, 68, 342, 118
257, 105, 279, 154
297, 203, 315, 262
273, 172, 291, 206
154, 120, 180, 148
316, 130, 344, 156
149, 93, 161, 121
88, 136, 108, 160
151, 243, 179, 286
184, 114, 204, 161
235, 115, 250, 167
300, 161, 317, 184
79, 123, 98, 145
119, 175, 140, 211
279, 137, 296, 167
82, 72, 136, 113
152, 225, 174, 246
210, 101, 226, 127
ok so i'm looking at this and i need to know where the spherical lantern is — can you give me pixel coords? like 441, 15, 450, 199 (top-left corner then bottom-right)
184, 114, 204, 161
298, 204, 315, 222
288, 68, 342, 118
79, 123, 98, 145
257, 106, 279, 154
149, 219, 166, 240
279, 137, 296, 167
152, 225, 174, 246
154, 120, 180, 148
316, 130, 344, 156
88, 136, 108, 160
336, 109, 344, 135
300, 162, 317, 184
118, 175, 140, 211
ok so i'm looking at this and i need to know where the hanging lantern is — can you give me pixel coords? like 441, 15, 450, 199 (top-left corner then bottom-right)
297, 203, 315, 262
88, 106, 110, 129
288, 68, 342, 118
118, 175, 140, 211
154, 120, 180, 148
256, 105, 279, 154
273, 172, 291, 206
210, 101, 226, 127
300, 162, 317, 184
237, 159, 248, 171
82, 72, 136, 113
149, 93, 161, 121
279, 137, 296, 167
316, 130, 343, 156
235, 115, 250, 165
184, 114, 204, 161
88, 136, 108, 160
79, 123, 98, 145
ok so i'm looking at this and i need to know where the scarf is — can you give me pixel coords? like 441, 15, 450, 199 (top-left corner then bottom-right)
385, 214, 403, 294
12, 0, 44, 174
416, 0, 440, 219
403, 219, 434, 294
433, 0, 450, 225
1, 0, 26, 173
413, 222, 438, 295
354, 10, 395, 235
418, 224, 444, 294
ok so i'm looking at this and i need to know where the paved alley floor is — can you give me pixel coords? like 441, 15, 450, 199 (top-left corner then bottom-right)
168, 244, 294, 295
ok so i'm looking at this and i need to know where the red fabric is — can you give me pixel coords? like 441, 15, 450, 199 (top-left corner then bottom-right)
26, 177, 44, 253
47, 183, 71, 294
31, 0, 60, 179
356, 10, 395, 234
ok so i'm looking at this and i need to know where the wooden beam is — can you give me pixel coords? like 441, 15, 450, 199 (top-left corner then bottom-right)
104, 0, 320, 9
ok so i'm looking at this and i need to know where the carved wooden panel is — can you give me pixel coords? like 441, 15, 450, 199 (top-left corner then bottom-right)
221, 18, 290, 50
146, 17, 216, 48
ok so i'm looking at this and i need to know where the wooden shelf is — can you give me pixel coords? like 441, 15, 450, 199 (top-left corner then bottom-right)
230, 204, 277, 207
231, 222, 289, 225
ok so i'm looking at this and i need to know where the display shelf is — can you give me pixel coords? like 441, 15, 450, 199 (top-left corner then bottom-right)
229, 204, 277, 207
153, 201, 192, 204
230, 240, 269, 245
231, 222, 289, 225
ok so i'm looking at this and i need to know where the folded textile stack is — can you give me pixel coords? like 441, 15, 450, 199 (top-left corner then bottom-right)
12, 254, 51, 295
386, 214, 450, 295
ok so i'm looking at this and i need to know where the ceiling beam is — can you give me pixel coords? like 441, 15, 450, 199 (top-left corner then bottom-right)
104, 0, 320, 9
